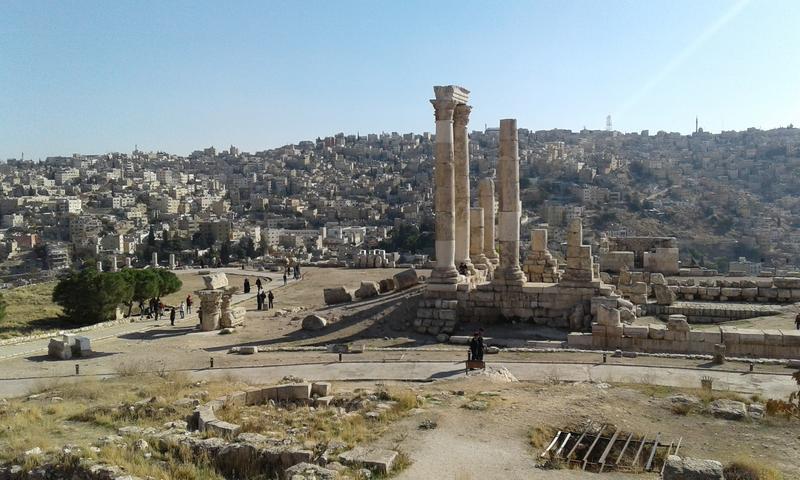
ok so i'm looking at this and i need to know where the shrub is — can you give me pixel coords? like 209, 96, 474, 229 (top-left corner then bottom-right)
724, 458, 784, 480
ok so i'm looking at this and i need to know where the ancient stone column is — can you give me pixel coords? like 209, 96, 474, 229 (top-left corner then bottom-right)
151, 252, 158, 268
111, 256, 118, 272
494, 119, 526, 285
469, 207, 487, 268
169, 253, 176, 270
125, 257, 132, 268
453, 104, 473, 273
478, 178, 499, 265
429, 92, 459, 286
96, 260, 102, 272
197, 290, 223, 331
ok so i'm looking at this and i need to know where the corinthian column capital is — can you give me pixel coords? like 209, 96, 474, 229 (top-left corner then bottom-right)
430, 98, 457, 122
453, 104, 472, 128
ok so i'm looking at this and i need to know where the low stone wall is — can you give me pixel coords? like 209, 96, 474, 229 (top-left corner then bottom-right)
568, 313, 800, 359
669, 277, 800, 303
646, 302, 782, 323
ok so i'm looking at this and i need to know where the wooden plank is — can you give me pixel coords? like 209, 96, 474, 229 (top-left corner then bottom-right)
556, 433, 572, 457
540, 431, 562, 458
598, 428, 621, 473
566, 426, 591, 460
645, 432, 661, 471
660, 441, 674, 476
673, 437, 683, 457
582, 426, 605, 471
615, 432, 634, 466
631, 434, 647, 469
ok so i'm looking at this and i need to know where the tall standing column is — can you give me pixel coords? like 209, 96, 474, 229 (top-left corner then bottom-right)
429, 97, 459, 286
478, 178, 499, 265
469, 207, 487, 268
494, 119, 526, 285
453, 104, 473, 274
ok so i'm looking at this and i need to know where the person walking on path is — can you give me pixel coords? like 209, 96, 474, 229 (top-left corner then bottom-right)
179, 301, 186, 319
268, 290, 274, 309
244, 278, 251, 294
255, 278, 262, 290
283, 273, 287, 286
186, 295, 193, 314
795, 313, 800, 330
170, 307, 176, 326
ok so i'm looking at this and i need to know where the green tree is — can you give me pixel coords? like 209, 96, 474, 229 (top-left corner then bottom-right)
220, 240, 231, 264
119, 269, 160, 316
155, 269, 182, 297
52, 269, 133, 324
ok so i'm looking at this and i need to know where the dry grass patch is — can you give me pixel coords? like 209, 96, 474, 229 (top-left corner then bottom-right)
724, 458, 785, 480
0, 282, 64, 339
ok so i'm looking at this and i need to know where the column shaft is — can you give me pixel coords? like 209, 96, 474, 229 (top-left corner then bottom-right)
478, 178, 499, 264
429, 98, 459, 285
494, 118, 526, 285
453, 104, 472, 271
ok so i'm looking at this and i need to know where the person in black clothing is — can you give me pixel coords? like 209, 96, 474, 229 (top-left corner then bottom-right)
256, 289, 263, 310
796, 313, 800, 330
244, 278, 251, 294
469, 331, 485, 361
267, 290, 274, 309
255, 278, 262, 290
170, 307, 176, 326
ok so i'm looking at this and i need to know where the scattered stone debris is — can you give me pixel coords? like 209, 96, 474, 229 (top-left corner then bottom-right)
338, 446, 399, 475
709, 399, 747, 421
418, 419, 438, 430
463, 400, 488, 411
323, 287, 352, 305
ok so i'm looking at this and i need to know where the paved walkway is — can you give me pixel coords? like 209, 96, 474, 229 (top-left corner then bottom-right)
0, 358, 794, 399
0, 267, 296, 361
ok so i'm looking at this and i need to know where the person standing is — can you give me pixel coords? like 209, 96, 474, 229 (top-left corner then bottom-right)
179, 301, 186, 319
469, 331, 485, 362
244, 278, 251, 294
795, 313, 800, 330
256, 288, 263, 310
283, 273, 287, 286
170, 307, 176, 326
186, 295, 193, 314
255, 278, 262, 290
267, 290, 274, 309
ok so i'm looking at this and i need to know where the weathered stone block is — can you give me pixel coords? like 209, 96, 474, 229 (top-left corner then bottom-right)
355, 281, 380, 299
648, 324, 667, 339
324, 287, 352, 305
339, 446, 399, 474
311, 382, 331, 397
393, 268, 419, 290
623, 325, 649, 338
202, 273, 229, 290
302, 314, 328, 331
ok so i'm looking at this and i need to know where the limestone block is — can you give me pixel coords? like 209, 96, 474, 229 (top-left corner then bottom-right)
665, 330, 688, 342
721, 287, 741, 298
378, 278, 396, 293
740, 288, 758, 299
781, 329, 800, 346
763, 330, 783, 346
591, 324, 607, 337
648, 324, 667, 339
662, 456, 724, 480
47, 338, 71, 360
619, 308, 636, 325
721, 327, 740, 345
277, 383, 311, 402
689, 330, 721, 344
774, 277, 800, 289
313, 396, 334, 408
567, 333, 592, 348
203, 273, 229, 290
205, 420, 241, 438
596, 305, 621, 327
311, 382, 331, 397
623, 325, 649, 338
791, 289, 800, 301
777, 289, 792, 300
759, 287, 778, 299
629, 282, 649, 295
339, 446, 399, 475
75, 336, 91, 353
650, 273, 666, 285
737, 329, 765, 344
301, 314, 328, 331
393, 268, 419, 290
323, 287, 352, 305
667, 315, 689, 331
706, 287, 721, 297
244, 388, 266, 406
355, 281, 380, 299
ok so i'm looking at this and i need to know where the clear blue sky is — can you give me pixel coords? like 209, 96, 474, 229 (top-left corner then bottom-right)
1, 0, 798, 160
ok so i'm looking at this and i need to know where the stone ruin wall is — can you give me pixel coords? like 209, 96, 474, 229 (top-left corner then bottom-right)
568, 309, 800, 360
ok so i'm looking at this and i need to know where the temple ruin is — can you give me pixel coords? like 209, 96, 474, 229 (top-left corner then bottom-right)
415, 85, 630, 335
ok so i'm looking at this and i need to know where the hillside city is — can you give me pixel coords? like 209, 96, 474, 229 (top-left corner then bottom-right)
1, 123, 799, 284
